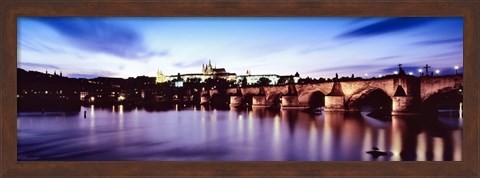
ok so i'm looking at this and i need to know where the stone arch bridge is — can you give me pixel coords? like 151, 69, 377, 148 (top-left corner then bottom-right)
203, 75, 462, 115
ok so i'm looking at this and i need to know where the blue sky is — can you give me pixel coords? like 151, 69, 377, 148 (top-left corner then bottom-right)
18, 17, 463, 79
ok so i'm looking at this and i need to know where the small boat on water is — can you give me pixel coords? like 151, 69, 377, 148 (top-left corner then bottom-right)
366, 147, 392, 158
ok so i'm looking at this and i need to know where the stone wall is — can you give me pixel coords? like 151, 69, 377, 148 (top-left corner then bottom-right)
420, 76, 463, 101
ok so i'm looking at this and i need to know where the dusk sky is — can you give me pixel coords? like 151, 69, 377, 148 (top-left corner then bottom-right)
18, 17, 463, 79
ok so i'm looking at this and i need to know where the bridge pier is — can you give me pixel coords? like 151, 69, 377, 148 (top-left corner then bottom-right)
252, 96, 268, 107
392, 96, 419, 115
324, 95, 345, 111
281, 95, 306, 109
229, 96, 243, 108
200, 95, 210, 105
324, 80, 347, 111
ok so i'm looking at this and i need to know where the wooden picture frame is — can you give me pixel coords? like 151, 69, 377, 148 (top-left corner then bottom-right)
1, 0, 479, 177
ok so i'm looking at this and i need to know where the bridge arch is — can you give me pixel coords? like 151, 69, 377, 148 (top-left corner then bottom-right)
423, 87, 462, 110
422, 86, 462, 102
210, 93, 229, 106
266, 92, 285, 107
347, 87, 392, 110
298, 90, 326, 108
243, 93, 254, 106
420, 76, 463, 102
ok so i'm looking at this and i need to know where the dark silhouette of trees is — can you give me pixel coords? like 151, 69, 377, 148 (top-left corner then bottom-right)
241, 77, 248, 87
256, 77, 271, 86
277, 77, 287, 85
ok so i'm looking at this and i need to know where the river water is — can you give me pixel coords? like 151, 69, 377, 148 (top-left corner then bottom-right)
17, 105, 462, 161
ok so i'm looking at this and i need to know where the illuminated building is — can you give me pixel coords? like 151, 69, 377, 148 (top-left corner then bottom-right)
155, 60, 300, 85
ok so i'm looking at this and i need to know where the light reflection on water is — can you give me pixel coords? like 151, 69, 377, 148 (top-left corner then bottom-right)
17, 105, 462, 161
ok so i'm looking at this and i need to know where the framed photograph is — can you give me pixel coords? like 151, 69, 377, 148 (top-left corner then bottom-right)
1, 0, 479, 177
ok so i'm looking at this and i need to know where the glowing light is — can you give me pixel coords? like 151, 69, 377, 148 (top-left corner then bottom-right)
454, 66, 459, 70
393, 71, 398, 74
435, 69, 440, 74
408, 72, 413, 75
418, 69, 423, 72
90, 96, 95, 102
118, 96, 125, 101
378, 74, 382, 77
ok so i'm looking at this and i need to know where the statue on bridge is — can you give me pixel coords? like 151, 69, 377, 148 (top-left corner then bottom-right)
397, 63, 406, 76
424, 64, 431, 76
286, 84, 297, 96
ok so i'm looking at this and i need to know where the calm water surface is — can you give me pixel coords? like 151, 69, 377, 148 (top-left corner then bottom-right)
17, 105, 462, 161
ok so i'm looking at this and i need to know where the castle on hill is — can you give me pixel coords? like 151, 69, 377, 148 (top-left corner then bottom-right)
156, 60, 300, 87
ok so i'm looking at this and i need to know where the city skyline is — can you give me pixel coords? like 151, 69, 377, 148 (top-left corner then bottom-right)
18, 17, 463, 79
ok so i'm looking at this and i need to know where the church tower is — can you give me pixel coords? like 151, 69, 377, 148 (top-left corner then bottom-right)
156, 69, 167, 84
206, 60, 213, 74
202, 60, 214, 75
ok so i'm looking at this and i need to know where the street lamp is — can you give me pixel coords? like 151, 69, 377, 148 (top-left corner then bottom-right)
378, 74, 383, 78
418, 69, 423, 76
364, 73, 368, 79
454, 66, 459, 75
393, 71, 398, 75
435, 69, 440, 76
408, 72, 413, 75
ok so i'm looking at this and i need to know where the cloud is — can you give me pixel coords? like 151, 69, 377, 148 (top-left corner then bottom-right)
19, 39, 87, 59
19, 62, 60, 69
32, 17, 167, 60
412, 38, 463, 46
308, 64, 379, 73
68, 70, 118, 79
337, 17, 434, 39
300, 39, 360, 54
425, 50, 462, 58
372, 55, 400, 61
379, 65, 427, 74
173, 59, 206, 68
